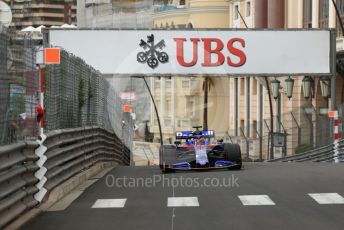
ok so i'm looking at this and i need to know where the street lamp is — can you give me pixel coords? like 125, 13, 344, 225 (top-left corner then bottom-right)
285, 76, 294, 100
302, 76, 312, 99
271, 78, 280, 100
320, 77, 331, 99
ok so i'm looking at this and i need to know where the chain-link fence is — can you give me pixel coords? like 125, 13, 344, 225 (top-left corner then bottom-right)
44, 49, 133, 149
226, 103, 338, 161
0, 26, 133, 148
0, 26, 39, 145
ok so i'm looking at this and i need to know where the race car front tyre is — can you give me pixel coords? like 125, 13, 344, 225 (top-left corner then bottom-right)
223, 143, 242, 170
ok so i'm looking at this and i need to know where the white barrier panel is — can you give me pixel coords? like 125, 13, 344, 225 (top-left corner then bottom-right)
48, 29, 331, 76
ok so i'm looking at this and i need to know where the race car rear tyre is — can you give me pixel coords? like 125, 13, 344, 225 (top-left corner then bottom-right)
160, 145, 176, 173
224, 143, 242, 170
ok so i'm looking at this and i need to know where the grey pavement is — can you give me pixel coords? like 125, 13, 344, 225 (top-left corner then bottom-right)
22, 163, 344, 230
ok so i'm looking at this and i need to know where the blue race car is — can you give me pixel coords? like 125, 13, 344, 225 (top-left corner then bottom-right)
159, 126, 242, 172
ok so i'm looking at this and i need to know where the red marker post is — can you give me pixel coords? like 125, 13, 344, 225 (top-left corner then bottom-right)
329, 110, 340, 163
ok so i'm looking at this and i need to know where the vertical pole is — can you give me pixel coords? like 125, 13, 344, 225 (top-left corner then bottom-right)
333, 111, 340, 163
290, 112, 301, 146
245, 78, 250, 139
284, 133, 287, 158
235, 78, 238, 136
259, 84, 263, 161
265, 76, 274, 159
142, 77, 163, 147
39, 66, 45, 136
245, 78, 250, 159
277, 92, 281, 133
331, 29, 337, 111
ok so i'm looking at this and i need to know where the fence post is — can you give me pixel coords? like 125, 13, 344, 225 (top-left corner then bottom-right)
334, 112, 340, 163
329, 110, 340, 163
240, 128, 249, 160
264, 119, 271, 160
39, 66, 45, 136
290, 112, 301, 146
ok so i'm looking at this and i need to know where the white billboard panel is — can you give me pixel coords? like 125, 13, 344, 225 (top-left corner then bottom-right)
48, 29, 331, 75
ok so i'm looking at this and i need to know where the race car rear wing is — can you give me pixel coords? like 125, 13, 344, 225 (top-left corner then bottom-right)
176, 130, 215, 139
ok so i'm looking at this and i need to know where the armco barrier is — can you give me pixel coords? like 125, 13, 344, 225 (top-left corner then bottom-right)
0, 126, 130, 228
268, 139, 344, 163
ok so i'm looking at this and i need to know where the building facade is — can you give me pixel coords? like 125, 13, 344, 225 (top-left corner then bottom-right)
151, 0, 232, 144
77, 0, 153, 28
4, 0, 76, 30
150, 0, 344, 160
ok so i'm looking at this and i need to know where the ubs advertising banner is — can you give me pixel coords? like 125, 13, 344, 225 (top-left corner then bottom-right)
48, 29, 332, 76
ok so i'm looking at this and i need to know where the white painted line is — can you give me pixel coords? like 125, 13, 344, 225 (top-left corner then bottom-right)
238, 195, 276, 206
308, 193, 344, 204
167, 197, 199, 207
92, 199, 127, 208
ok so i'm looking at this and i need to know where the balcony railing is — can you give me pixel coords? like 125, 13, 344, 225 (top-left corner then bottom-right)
154, 4, 185, 12
337, 37, 344, 52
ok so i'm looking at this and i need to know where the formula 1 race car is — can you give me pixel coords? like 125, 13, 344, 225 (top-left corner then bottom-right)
159, 126, 242, 172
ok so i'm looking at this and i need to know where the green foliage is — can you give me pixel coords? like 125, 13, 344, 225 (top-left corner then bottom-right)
295, 144, 314, 154
78, 79, 85, 108
202, 77, 215, 92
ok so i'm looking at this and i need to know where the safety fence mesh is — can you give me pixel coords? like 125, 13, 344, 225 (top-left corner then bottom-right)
0, 26, 39, 145
226, 104, 336, 161
0, 26, 133, 148
44, 49, 133, 148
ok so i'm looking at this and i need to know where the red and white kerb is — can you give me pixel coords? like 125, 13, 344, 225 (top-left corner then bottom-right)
329, 110, 340, 163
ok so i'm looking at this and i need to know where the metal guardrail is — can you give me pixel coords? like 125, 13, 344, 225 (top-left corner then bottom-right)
268, 139, 344, 163
0, 126, 130, 228
0, 141, 39, 229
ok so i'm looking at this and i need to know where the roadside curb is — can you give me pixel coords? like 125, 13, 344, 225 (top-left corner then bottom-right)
5, 162, 117, 230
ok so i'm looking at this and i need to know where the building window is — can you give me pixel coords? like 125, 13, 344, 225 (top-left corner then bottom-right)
180, 0, 185, 5
165, 99, 172, 116
182, 79, 190, 88
177, 119, 190, 128
319, 0, 329, 29
186, 98, 195, 117
154, 78, 161, 88
166, 79, 172, 88
234, 5, 239, 20
156, 100, 160, 114
337, 0, 344, 36
246, 1, 251, 17
165, 118, 172, 126
303, 0, 312, 28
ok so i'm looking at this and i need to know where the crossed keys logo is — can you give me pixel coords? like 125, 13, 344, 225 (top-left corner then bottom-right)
137, 34, 169, 69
